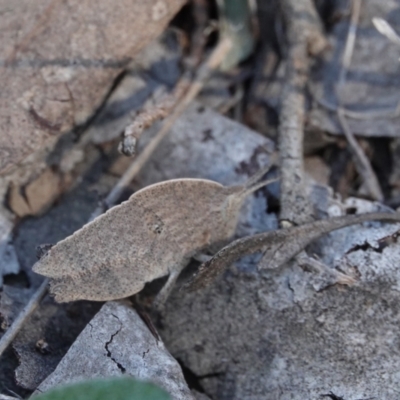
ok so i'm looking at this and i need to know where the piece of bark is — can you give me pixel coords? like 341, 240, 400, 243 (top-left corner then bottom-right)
34, 301, 194, 400
8, 169, 61, 218
0, 0, 186, 175
24, 168, 60, 214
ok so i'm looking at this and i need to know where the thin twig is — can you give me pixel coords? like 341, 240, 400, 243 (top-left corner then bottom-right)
338, 0, 361, 86
311, 87, 400, 120
0, 38, 232, 358
233, 84, 244, 122
217, 84, 243, 114
119, 1, 211, 157
372, 17, 400, 46
279, 0, 327, 225
337, 108, 383, 200
104, 37, 232, 211
189, 0, 210, 67
0, 279, 48, 357
336, 0, 383, 201
296, 251, 356, 286
118, 79, 190, 156
274, 0, 359, 288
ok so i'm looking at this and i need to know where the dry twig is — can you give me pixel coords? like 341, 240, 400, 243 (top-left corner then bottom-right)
120, 40, 253, 158
0, 280, 48, 357
118, 79, 189, 156
279, 0, 327, 225
336, 0, 383, 201
107, 37, 232, 210
372, 17, 400, 47
189, 0, 210, 67
119, 0, 211, 157
274, 0, 355, 284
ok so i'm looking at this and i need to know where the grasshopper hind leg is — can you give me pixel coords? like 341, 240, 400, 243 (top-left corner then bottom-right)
152, 257, 191, 311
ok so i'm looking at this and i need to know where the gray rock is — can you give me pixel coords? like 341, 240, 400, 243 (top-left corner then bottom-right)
35, 301, 194, 400
158, 194, 400, 399
309, 0, 400, 137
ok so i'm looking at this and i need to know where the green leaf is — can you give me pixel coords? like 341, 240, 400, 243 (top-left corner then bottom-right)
32, 377, 171, 400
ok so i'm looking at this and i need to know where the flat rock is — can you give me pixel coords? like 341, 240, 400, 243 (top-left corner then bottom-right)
0, 0, 185, 175
35, 301, 194, 400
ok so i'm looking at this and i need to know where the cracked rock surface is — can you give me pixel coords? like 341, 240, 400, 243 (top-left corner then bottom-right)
157, 196, 400, 400
34, 301, 194, 400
